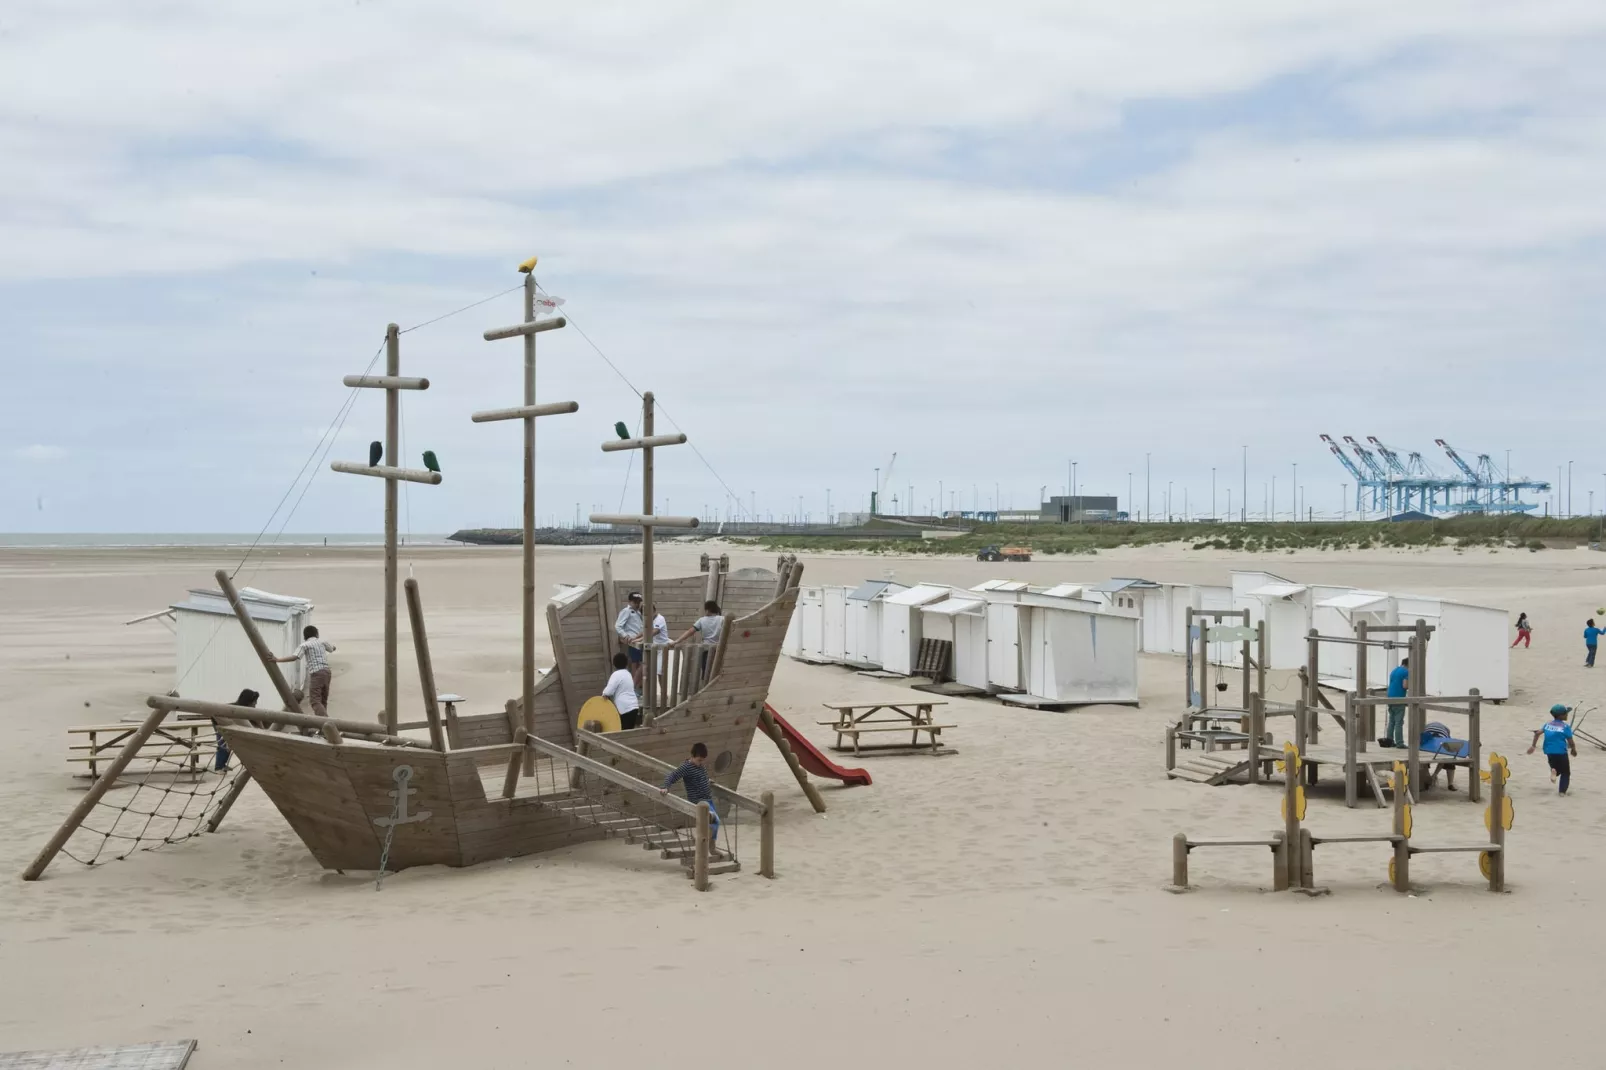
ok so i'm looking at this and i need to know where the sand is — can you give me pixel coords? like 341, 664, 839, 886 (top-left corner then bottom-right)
2, 541, 1603, 1067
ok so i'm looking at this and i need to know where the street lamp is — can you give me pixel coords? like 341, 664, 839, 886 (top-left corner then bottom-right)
1241, 445, 1247, 523
1145, 453, 1151, 523
1071, 461, 1079, 523
1211, 467, 1216, 520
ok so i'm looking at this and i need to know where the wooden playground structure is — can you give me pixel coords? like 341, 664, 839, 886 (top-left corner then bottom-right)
23, 263, 826, 891
1172, 744, 1512, 894
1164, 608, 1274, 785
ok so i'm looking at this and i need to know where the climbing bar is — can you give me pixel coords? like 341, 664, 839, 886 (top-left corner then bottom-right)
342, 375, 430, 390
330, 462, 443, 485
587, 513, 700, 529
601, 433, 688, 452
471, 401, 580, 423
482, 316, 567, 341
144, 696, 428, 747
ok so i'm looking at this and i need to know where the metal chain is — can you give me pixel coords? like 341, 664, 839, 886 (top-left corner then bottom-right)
374, 792, 403, 891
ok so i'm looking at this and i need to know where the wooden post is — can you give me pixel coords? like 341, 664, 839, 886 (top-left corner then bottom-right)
694, 800, 710, 891
1171, 832, 1189, 890
1408, 620, 1428, 795
23, 705, 170, 880
760, 791, 775, 878
520, 279, 538, 765
1304, 628, 1321, 744
1293, 698, 1308, 756
1248, 692, 1263, 785
1391, 764, 1410, 892
1468, 688, 1482, 804
600, 556, 619, 664
383, 323, 400, 732
1240, 609, 1251, 709
1184, 607, 1197, 707
1164, 724, 1177, 772
1284, 754, 1302, 888
1356, 618, 1372, 747
1299, 827, 1315, 890
1488, 759, 1506, 892
502, 728, 529, 798
1343, 691, 1357, 809
320, 721, 344, 744
403, 578, 447, 751
1256, 620, 1268, 699
1197, 610, 1209, 710
641, 391, 656, 722
1271, 831, 1289, 891
215, 569, 302, 714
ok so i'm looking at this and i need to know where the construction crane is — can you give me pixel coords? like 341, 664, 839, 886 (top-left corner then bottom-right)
1436, 439, 1551, 513
870, 452, 898, 516
1369, 436, 1459, 513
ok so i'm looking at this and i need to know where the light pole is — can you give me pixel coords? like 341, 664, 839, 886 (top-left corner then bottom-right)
826, 488, 831, 523
1568, 460, 1574, 517
1167, 481, 1173, 520
1211, 467, 1216, 520
1271, 475, 1276, 521
1341, 483, 1347, 521
1241, 445, 1247, 523
1145, 453, 1151, 523
1128, 472, 1133, 521
1291, 462, 1297, 522
1072, 461, 1078, 523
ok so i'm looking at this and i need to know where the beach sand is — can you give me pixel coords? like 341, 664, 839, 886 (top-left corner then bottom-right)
2, 542, 1603, 1067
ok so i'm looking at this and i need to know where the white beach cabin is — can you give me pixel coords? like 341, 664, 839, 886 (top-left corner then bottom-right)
787, 585, 826, 662
1391, 593, 1511, 701
968, 580, 1031, 692
170, 586, 315, 702
879, 583, 952, 675
1010, 592, 1141, 705
1311, 589, 1392, 686
843, 579, 907, 668
821, 585, 850, 664
1235, 572, 1311, 670
920, 593, 990, 689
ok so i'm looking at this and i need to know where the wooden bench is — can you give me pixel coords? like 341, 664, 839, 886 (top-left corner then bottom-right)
819, 722, 957, 755
67, 722, 218, 780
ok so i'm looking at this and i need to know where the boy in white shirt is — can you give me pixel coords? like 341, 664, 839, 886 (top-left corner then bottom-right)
601, 652, 642, 730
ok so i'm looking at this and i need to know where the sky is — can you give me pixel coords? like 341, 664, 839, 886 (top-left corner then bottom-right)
4, 1, 1606, 532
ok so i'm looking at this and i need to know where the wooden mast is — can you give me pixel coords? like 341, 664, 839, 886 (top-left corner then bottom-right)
330, 325, 441, 732
476, 257, 575, 768
589, 401, 696, 725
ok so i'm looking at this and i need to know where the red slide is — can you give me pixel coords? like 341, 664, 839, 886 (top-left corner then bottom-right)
765, 704, 872, 787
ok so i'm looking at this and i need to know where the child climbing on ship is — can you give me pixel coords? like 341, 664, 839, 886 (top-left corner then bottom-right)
274, 625, 336, 716
661, 742, 719, 843
602, 652, 642, 730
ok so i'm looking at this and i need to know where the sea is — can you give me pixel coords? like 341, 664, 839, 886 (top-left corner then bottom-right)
0, 533, 454, 549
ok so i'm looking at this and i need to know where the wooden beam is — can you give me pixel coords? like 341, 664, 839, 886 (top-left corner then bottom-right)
471, 401, 578, 423
694, 802, 710, 891
601, 433, 687, 452
329, 462, 442, 485
502, 727, 529, 798
343, 374, 429, 390
403, 578, 447, 751
587, 513, 701, 528
760, 791, 775, 879
757, 704, 827, 813
483, 315, 567, 340
22, 705, 170, 880
383, 322, 399, 734
144, 695, 425, 745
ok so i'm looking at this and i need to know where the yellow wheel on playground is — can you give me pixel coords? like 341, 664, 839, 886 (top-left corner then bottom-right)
577, 695, 622, 734
1401, 803, 1413, 839
1479, 851, 1494, 880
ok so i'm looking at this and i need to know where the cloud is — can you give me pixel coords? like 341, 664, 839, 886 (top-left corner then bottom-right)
3, 2, 1605, 531
15, 444, 66, 461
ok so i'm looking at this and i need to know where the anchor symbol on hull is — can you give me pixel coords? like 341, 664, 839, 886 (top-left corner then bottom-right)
373, 765, 432, 827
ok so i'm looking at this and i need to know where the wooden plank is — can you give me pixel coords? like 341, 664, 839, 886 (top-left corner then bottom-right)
0, 1040, 198, 1069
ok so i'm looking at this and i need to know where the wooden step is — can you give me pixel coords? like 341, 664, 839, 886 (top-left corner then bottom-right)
1410, 843, 1500, 855
683, 860, 742, 878
663, 846, 732, 862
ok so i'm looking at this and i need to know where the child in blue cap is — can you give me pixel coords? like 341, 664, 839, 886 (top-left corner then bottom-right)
1528, 704, 1578, 794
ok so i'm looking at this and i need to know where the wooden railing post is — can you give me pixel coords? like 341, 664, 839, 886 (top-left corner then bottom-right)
694, 802, 711, 891
1488, 760, 1506, 893
760, 791, 775, 878
1171, 832, 1189, 890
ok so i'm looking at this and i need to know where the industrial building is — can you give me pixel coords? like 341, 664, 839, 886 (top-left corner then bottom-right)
1040, 495, 1121, 523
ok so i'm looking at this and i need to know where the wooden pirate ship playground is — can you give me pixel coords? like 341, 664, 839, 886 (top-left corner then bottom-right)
24, 261, 835, 891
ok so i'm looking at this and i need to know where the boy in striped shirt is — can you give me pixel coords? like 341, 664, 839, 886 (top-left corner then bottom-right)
660, 742, 719, 843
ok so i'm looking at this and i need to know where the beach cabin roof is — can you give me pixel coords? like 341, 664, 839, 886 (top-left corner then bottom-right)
1038, 582, 1089, 599
1316, 590, 1389, 611
923, 597, 986, 617
1090, 577, 1160, 593
970, 579, 1030, 592
884, 583, 951, 607
847, 579, 905, 602
1248, 582, 1308, 599
170, 587, 312, 623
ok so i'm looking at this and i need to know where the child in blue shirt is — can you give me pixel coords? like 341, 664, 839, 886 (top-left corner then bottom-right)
661, 742, 720, 844
1381, 657, 1409, 748
1585, 620, 1603, 668
1528, 704, 1578, 794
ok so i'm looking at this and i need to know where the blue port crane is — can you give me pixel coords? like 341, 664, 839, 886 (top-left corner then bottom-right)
1318, 435, 1552, 516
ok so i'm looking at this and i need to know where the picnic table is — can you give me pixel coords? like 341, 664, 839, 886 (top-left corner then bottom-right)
818, 700, 955, 755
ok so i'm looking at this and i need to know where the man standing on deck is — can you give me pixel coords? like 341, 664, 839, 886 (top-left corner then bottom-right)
1382, 656, 1409, 748
615, 591, 645, 690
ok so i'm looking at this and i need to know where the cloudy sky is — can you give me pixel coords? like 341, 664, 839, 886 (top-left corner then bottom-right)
4, 1, 1605, 533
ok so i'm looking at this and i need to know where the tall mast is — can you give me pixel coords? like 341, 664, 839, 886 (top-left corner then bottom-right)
331, 325, 442, 731
477, 257, 575, 760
